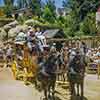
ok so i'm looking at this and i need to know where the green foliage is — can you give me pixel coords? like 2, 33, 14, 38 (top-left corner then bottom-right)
61, 0, 99, 37
2, 0, 99, 37
42, 0, 56, 23
64, 0, 100, 21
42, 6, 55, 23
3, 5, 13, 17
3, 0, 15, 5
80, 13, 97, 35
16, 0, 42, 16
29, 0, 42, 16
17, 15, 25, 25
3, 0, 15, 17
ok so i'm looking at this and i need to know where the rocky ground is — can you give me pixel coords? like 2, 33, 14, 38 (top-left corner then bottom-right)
0, 67, 100, 100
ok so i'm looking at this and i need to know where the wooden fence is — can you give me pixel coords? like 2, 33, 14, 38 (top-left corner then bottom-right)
47, 36, 100, 48
4, 36, 100, 48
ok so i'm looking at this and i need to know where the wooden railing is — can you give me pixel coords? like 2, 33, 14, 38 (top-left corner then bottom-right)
47, 36, 100, 48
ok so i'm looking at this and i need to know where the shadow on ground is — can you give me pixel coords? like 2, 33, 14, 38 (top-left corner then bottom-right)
54, 96, 62, 100
61, 85, 69, 89
46, 96, 62, 100
70, 95, 88, 100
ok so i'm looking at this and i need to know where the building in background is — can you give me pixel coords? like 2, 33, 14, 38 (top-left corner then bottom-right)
56, 7, 71, 16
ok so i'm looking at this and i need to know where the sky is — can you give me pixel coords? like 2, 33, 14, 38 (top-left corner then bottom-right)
0, 0, 3, 6
42, 0, 65, 8
0, 0, 65, 8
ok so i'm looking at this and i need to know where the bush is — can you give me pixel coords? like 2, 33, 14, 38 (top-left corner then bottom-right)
17, 15, 25, 25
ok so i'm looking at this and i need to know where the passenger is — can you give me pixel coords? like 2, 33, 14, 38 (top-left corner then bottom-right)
6, 44, 13, 63
35, 27, 47, 52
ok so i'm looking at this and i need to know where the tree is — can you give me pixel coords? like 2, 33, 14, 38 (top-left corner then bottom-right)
28, 0, 42, 17
80, 13, 97, 35
42, 0, 56, 23
3, 0, 14, 5
62, 0, 100, 36
63, 0, 100, 21
3, 0, 15, 17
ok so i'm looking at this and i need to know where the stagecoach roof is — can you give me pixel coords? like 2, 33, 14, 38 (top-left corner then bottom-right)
43, 29, 65, 38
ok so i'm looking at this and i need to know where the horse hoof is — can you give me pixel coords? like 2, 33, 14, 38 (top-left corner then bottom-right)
80, 96, 84, 100
52, 96, 55, 100
42, 97, 47, 100
77, 94, 80, 96
48, 95, 51, 98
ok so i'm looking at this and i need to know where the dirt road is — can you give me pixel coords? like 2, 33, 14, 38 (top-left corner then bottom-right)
0, 67, 100, 100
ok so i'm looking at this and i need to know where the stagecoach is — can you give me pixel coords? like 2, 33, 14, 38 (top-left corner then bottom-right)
11, 35, 38, 83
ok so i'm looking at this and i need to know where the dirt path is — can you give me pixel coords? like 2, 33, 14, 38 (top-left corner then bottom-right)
0, 68, 42, 100
56, 74, 100, 100
84, 74, 100, 100
0, 68, 100, 100
0, 67, 14, 80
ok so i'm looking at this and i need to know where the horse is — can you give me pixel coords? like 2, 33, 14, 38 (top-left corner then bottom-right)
67, 51, 86, 100
57, 49, 68, 82
37, 51, 57, 100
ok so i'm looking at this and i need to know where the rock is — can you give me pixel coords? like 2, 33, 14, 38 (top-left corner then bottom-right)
4, 25, 12, 32
3, 20, 19, 33
5, 20, 19, 28
8, 25, 28, 38
25, 19, 40, 26
8, 26, 22, 38
0, 18, 14, 27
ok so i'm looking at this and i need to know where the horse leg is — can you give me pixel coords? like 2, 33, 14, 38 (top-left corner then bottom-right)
60, 74, 62, 82
77, 83, 80, 96
48, 83, 51, 98
34, 75, 38, 88
62, 72, 66, 82
80, 82, 84, 100
44, 90, 48, 100
52, 83, 55, 97
70, 82, 75, 96
44, 86, 48, 100
51, 77, 56, 99
57, 74, 60, 81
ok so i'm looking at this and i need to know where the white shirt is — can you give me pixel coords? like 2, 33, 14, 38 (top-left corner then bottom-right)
6, 48, 13, 56
35, 32, 42, 36
96, 52, 100, 56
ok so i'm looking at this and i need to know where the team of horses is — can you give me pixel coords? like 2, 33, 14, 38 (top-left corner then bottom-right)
0, 43, 86, 100
31, 47, 86, 100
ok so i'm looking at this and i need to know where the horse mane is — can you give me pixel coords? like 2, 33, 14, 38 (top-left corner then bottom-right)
69, 53, 85, 73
